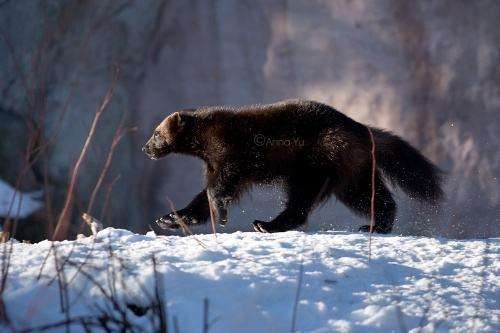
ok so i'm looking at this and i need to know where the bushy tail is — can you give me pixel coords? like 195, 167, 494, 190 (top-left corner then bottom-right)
371, 128, 444, 203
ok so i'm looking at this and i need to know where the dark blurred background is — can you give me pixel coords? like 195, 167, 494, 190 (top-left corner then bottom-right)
0, 0, 498, 240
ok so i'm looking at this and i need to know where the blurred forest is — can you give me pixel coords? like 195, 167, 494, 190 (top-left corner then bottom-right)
0, 0, 498, 240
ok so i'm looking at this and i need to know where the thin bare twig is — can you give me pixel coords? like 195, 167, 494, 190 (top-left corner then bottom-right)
0, 29, 82, 324
86, 113, 136, 216
152, 255, 167, 333
203, 298, 209, 333
290, 262, 304, 333
367, 127, 377, 261
0, 29, 35, 107
164, 196, 210, 250
52, 244, 71, 332
100, 174, 121, 222
52, 66, 120, 240
207, 193, 217, 238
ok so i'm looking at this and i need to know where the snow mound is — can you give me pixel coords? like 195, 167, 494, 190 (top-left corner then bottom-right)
3, 228, 499, 332
0, 179, 43, 219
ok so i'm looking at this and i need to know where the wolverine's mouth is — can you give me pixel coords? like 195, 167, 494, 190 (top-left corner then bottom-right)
143, 146, 170, 160
146, 151, 161, 160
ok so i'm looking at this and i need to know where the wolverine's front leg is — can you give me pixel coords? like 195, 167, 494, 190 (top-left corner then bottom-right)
207, 188, 229, 226
154, 189, 210, 232
206, 167, 242, 227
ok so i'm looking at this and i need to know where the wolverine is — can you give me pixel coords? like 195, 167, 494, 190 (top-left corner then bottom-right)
143, 100, 443, 234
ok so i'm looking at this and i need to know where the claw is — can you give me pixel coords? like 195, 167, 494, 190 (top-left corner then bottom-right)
219, 216, 228, 227
155, 215, 181, 230
252, 220, 270, 233
154, 210, 204, 231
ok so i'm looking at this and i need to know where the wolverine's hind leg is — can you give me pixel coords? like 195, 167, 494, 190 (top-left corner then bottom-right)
253, 175, 332, 233
335, 172, 396, 234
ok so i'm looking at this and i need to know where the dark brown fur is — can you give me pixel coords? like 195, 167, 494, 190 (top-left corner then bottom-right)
143, 100, 443, 234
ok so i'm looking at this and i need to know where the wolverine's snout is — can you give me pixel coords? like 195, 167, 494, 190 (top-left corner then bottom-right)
142, 141, 156, 160
142, 134, 170, 160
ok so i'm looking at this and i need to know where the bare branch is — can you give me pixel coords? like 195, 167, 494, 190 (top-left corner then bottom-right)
86, 112, 136, 216
52, 66, 120, 240
367, 127, 376, 261
100, 174, 121, 222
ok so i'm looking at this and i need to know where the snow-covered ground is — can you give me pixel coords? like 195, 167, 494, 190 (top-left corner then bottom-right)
2, 228, 499, 332
0, 179, 43, 219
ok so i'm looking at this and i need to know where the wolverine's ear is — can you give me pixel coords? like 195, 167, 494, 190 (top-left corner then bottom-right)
168, 112, 184, 132
165, 110, 196, 133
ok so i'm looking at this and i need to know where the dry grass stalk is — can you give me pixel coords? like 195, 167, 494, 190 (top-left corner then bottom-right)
0, 233, 9, 244
207, 193, 218, 238
0, 20, 84, 241
100, 174, 121, 222
367, 127, 377, 261
164, 196, 209, 250
86, 114, 137, 217
52, 67, 120, 241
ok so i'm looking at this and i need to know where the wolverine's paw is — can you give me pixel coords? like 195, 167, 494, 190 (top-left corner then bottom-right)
252, 220, 288, 233
154, 212, 199, 231
155, 213, 182, 230
149, 221, 169, 235
358, 225, 392, 234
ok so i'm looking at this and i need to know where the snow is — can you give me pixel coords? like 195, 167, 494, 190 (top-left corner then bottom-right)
2, 228, 499, 332
0, 179, 43, 219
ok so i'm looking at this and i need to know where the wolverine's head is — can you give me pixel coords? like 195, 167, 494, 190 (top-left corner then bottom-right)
142, 111, 195, 160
